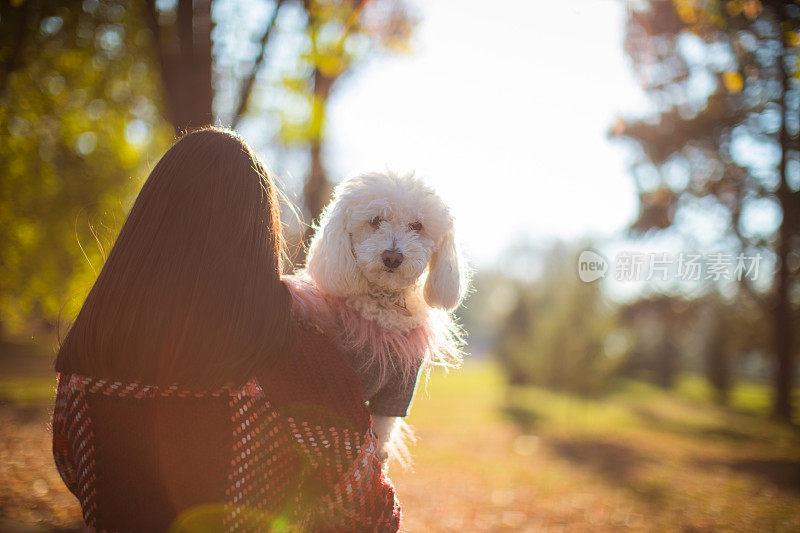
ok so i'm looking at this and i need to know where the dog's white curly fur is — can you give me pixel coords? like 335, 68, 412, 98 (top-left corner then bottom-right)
301, 171, 469, 465
306, 171, 469, 324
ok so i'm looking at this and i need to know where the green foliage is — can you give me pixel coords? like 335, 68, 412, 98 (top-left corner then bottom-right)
0, 0, 417, 334
617, 0, 800, 419
268, 0, 416, 147
618, 0, 799, 241
495, 246, 627, 395
0, 2, 172, 333
0, 375, 55, 405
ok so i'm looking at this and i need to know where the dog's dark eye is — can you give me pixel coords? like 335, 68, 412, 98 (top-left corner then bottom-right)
409, 221, 423, 232
370, 216, 382, 229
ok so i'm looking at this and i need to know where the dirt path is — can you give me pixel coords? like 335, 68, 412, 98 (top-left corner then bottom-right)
0, 405, 81, 531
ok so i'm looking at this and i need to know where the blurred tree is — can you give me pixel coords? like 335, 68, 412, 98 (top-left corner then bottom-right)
496, 291, 532, 386
0, 0, 413, 335
620, 296, 695, 389
142, 0, 282, 132
272, 0, 415, 233
0, 1, 171, 335
144, 0, 214, 131
703, 294, 770, 403
619, 293, 771, 403
616, 0, 800, 420
147, 0, 415, 228
495, 245, 627, 395
705, 299, 733, 402
453, 270, 517, 359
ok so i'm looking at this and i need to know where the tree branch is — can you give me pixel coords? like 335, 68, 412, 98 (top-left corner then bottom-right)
144, 0, 179, 130
231, 0, 284, 128
0, 0, 35, 98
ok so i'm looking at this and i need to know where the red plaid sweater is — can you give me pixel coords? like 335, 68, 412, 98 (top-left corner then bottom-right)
51, 327, 401, 532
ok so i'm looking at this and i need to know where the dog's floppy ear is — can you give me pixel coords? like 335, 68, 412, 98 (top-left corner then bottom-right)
424, 229, 467, 310
305, 202, 360, 296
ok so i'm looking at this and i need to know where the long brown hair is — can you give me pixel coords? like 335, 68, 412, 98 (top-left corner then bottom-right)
56, 127, 295, 387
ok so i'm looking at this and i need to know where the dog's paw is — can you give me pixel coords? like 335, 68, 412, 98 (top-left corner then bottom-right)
377, 444, 389, 463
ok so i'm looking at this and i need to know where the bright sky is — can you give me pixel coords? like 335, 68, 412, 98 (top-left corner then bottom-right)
320, 0, 649, 268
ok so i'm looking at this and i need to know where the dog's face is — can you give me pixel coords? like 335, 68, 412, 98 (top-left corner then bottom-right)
348, 196, 435, 291
306, 172, 467, 310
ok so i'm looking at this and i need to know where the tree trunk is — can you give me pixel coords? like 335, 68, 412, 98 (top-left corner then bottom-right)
772, 135, 794, 421
302, 68, 336, 238
707, 330, 730, 404
772, 9, 795, 421
656, 335, 678, 389
145, 0, 214, 132
304, 137, 329, 227
191, 0, 214, 129
0, 0, 35, 98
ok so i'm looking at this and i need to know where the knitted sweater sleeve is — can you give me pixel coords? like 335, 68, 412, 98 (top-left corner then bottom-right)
260, 327, 402, 531
297, 431, 401, 532
51, 375, 79, 497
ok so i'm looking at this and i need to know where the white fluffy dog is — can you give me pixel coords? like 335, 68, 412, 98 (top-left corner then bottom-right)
288, 171, 468, 462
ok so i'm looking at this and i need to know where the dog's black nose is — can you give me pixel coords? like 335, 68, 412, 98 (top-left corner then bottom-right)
381, 250, 404, 269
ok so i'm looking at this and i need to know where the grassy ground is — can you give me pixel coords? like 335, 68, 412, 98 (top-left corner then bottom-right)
393, 364, 800, 532
1, 357, 799, 531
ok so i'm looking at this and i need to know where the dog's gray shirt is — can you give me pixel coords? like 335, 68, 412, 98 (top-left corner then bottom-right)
342, 348, 424, 418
